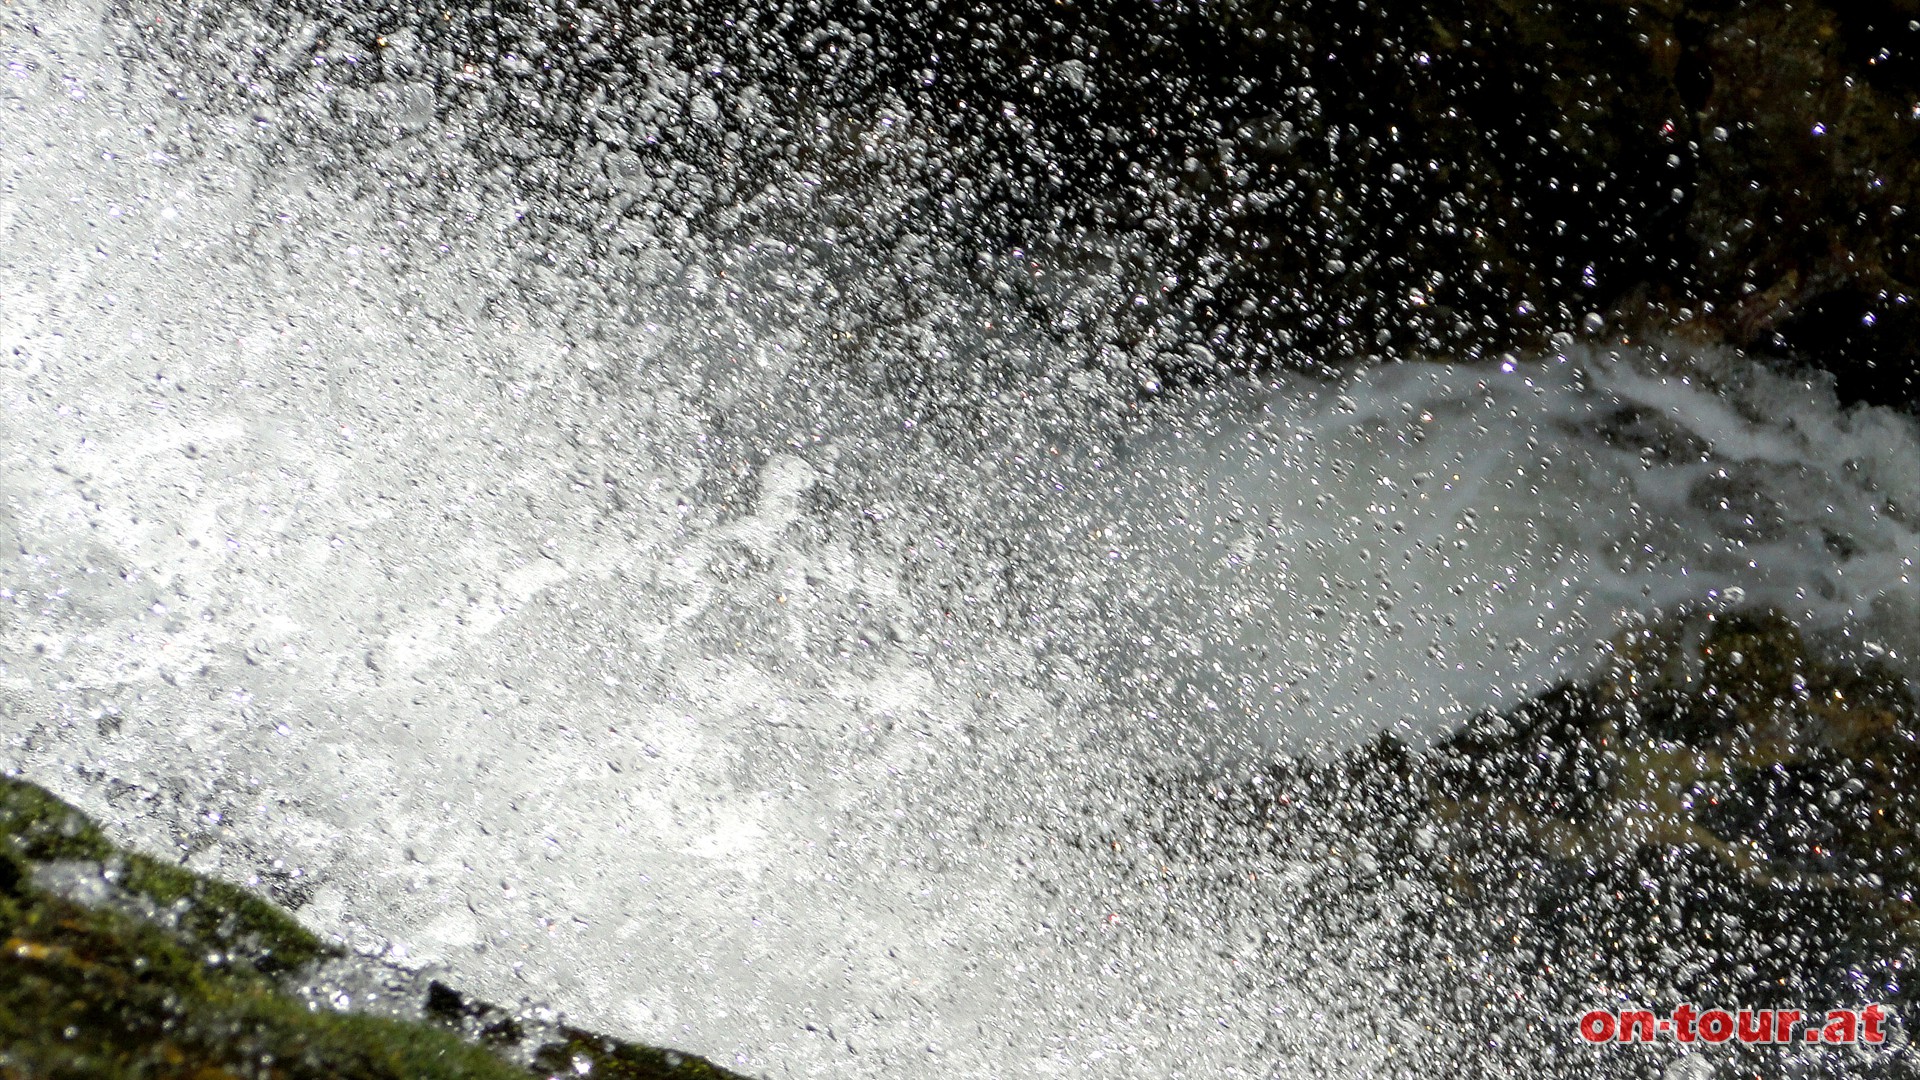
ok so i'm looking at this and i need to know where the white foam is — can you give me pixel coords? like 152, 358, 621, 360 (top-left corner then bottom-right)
1041, 352, 1920, 754
3, 4, 1917, 1078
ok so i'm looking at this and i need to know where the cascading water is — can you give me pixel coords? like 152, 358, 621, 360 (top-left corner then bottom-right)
5, 1, 1918, 1077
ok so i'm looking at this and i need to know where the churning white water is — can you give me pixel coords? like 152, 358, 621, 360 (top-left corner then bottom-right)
1061, 354, 1920, 759
4, 2, 1919, 1077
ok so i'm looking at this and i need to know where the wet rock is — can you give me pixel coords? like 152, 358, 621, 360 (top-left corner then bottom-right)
1669, 3, 1920, 405
0, 774, 751, 1080
1019, 1, 1920, 405
1121, 608, 1920, 1073
1408, 611, 1920, 1022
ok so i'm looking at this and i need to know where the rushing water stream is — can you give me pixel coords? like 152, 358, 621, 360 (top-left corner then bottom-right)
5, 2, 1919, 1076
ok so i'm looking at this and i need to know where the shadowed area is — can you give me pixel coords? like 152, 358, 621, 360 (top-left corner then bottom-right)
135, 0, 1920, 404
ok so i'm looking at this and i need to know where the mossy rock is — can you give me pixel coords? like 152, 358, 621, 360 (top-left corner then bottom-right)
0, 775, 752, 1080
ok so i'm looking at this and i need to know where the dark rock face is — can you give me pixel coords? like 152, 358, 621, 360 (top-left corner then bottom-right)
0, 774, 748, 1080
1112, 609, 1920, 1075
901, 0, 1920, 403
137, 0, 1920, 406
1665, 3, 1920, 408
1423, 609, 1920, 1007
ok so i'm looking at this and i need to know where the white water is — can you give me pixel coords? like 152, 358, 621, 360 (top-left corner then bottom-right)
1066, 354, 1920, 757
4, 3, 1919, 1077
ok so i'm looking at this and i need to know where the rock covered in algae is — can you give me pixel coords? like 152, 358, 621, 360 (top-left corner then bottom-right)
0, 774, 751, 1080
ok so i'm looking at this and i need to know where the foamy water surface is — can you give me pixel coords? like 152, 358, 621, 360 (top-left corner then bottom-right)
4, 3, 1918, 1076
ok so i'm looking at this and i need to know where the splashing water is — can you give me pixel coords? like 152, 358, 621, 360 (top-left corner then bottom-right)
1046, 351, 1920, 758
4, 2, 1918, 1077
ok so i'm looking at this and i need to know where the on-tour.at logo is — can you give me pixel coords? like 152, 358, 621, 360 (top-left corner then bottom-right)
1578, 1004, 1893, 1045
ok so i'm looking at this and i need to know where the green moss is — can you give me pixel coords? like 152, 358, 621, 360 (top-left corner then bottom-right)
0, 778, 114, 864
532, 1028, 752, 1080
0, 774, 754, 1080
0, 854, 521, 1079
0, 776, 334, 979
114, 851, 335, 978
